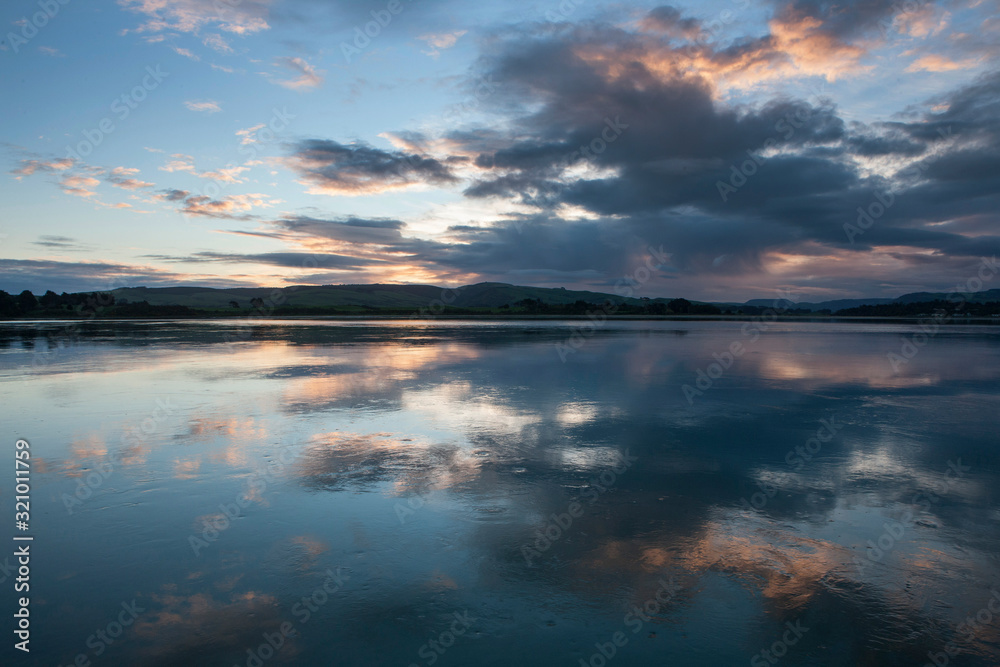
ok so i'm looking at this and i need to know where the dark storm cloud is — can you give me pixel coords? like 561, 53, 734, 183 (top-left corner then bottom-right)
423, 18, 997, 281
641, 5, 701, 37
854, 70, 1000, 250
30, 235, 88, 251
159, 189, 190, 201
153, 191, 277, 219
844, 125, 927, 157
459, 23, 849, 216
769, 0, 909, 39
897, 69, 1000, 144
273, 215, 408, 245
224, 13, 997, 298
285, 139, 462, 195
101, 3, 992, 300
146, 251, 382, 269
0, 259, 250, 294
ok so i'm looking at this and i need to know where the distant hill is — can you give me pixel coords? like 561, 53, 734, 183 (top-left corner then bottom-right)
71, 284, 1000, 311
7, 283, 1000, 319
894, 288, 1000, 304
742, 297, 895, 311
108, 282, 690, 310
741, 289, 1000, 312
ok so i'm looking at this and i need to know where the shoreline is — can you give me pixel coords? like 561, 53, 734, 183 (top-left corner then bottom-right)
4, 315, 1000, 325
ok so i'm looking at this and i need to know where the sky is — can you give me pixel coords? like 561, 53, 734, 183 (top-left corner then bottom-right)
1, 0, 998, 301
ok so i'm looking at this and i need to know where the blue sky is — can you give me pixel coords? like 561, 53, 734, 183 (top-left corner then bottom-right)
1, 0, 998, 300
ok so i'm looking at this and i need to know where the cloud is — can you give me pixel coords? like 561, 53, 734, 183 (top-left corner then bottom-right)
9, 156, 155, 207
155, 154, 254, 186
172, 46, 200, 61
234, 21, 998, 298
38, 46, 64, 57
284, 140, 461, 196
118, 0, 271, 36
455, 24, 846, 216
11, 0, 998, 300
177, 192, 279, 218
31, 235, 89, 251
203, 33, 233, 54
107, 166, 154, 190
158, 188, 190, 201
0, 258, 251, 293
159, 155, 198, 174
11, 158, 73, 178
236, 123, 266, 145
199, 165, 249, 183
184, 100, 223, 113
640, 6, 701, 38
418, 30, 467, 57
268, 215, 410, 246
149, 250, 382, 270
905, 53, 981, 73
894, 4, 950, 38
60, 174, 101, 198
270, 56, 323, 90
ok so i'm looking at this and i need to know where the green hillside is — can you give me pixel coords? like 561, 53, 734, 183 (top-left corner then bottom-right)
109, 282, 679, 310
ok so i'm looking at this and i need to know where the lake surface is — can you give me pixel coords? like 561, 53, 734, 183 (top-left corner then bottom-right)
2, 319, 1000, 666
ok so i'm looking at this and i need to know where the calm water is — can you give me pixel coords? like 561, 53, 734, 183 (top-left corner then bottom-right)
2, 319, 1000, 666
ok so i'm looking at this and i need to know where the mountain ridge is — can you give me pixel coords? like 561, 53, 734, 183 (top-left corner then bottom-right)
97, 283, 1000, 311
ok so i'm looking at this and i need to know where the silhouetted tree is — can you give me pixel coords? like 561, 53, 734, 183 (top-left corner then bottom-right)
647, 301, 668, 315
229, 300, 240, 309
0, 291, 19, 317
17, 290, 38, 312
668, 298, 691, 314
39, 290, 60, 308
